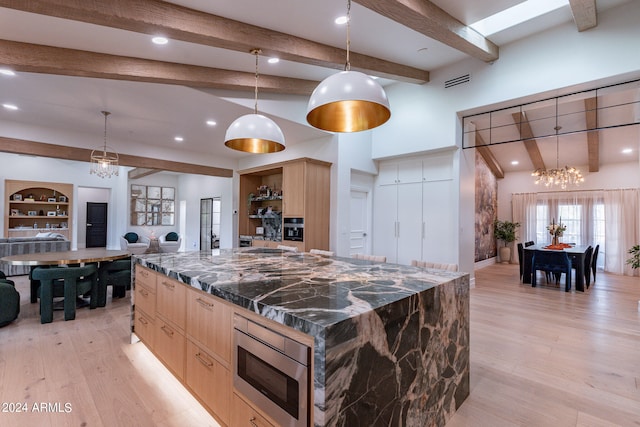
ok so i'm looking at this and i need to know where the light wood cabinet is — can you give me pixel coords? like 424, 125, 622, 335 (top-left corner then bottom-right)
134, 309, 155, 349
155, 314, 186, 381
231, 393, 276, 427
282, 161, 305, 216
187, 290, 232, 365
134, 267, 157, 317
4, 180, 73, 240
156, 276, 186, 331
186, 339, 231, 425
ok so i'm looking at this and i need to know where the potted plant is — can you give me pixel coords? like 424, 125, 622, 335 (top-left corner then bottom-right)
627, 245, 639, 270
494, 219, 520, 264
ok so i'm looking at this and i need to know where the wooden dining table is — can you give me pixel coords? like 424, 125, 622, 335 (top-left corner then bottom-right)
522, 244, 591, 291
0, 248, 130, 303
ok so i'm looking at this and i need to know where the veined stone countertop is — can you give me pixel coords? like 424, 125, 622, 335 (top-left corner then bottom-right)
133, 248, 470, 426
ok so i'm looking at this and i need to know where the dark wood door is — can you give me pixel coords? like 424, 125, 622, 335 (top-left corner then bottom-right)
86, 202, 108, 248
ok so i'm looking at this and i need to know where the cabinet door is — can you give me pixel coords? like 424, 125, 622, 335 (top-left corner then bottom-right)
156, 277, 186, 331
397, 159, 423, 184
397, 182, 423, 265
377, 162, 398, 186
372, 184, 398, 262
155, 316, 186, 381
187, 290, 232, 365
135, 266, 157, 292
186, 340, 231, 425
422, 180, 455, 263
231, 393, 275, 427
282, 162, 305, 216
134, 278, 156, 318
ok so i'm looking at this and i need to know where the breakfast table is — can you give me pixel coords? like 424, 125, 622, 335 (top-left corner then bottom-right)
522, 244, 590, 291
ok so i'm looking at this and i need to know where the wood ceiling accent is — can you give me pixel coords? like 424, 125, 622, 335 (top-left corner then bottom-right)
0, 40, 319, 95
512, 112, 546, 171
354, 0, 499, 62
569, 0, 597, 32
475, 134, 504, 179
585, 97, 600, 172
0, 0, 428, 84
0, 137, 233, 178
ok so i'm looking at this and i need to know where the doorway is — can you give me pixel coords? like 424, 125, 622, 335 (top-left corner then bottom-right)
349, 189, 370, 256
200, 197, 221, 250
86, 202, 108, 248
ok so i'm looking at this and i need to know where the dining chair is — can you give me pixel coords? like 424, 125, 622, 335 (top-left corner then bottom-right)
517, 243, 524, 280
591, 244, 600, 283
32, 264, 98, 323
583, 246, 594, 289
0, 272, 19, 327
411, 260, 458, 271
525, 241, 535, 247
531, 250, 572, 292
97, 258, 132, 307
309, 249, 334, 256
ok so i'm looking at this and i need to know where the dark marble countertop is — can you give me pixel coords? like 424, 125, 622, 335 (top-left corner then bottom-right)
134, 248, 465, 336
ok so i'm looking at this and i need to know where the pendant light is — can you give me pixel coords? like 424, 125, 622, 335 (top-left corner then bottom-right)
224, 49, 285, 153
306, 0, 390, 132
90, 111, 119, 178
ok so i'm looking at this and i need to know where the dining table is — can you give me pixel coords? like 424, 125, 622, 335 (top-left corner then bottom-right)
0, 248, 130, 303
522, 244, 591, 292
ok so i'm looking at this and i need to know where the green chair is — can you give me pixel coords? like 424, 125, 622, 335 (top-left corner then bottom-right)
32, 264, 98, 323
0, 271, 20, 327
97, 258, 132, 307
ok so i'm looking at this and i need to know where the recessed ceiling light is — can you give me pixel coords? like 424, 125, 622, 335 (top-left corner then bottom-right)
152, 36, 169, 45
511, 160, 519, 165
622, 148, 633, 154
335, 15, 348, 25
174, 136, 184, 142
2, 103, 18, 110
267, 57, 279, 64
0, 69, 15, 76
206, 120, 217, 126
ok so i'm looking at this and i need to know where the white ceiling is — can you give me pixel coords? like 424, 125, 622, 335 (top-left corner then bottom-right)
0, 0, 637, 169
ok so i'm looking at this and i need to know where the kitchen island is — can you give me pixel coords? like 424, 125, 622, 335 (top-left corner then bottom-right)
133, 248, 469, 426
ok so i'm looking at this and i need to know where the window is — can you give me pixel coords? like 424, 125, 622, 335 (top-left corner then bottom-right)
131, 185, 175, 226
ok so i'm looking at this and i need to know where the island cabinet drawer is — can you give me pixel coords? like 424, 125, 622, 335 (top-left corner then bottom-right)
135, 266, 157, 292
186, 339, 230, 425
156, 277, 186, 331
231, 393, 275, 427
186, 290, 232, 365
134, 310, 155, 350
135, 282, 156, 317
155, 315, 185, 381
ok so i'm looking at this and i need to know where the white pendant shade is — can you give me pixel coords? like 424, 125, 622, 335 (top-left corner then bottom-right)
224, 113, 286, 154
306, 70, 391, 132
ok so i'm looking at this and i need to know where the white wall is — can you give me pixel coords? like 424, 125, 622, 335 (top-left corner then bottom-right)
371, 1, 640, 276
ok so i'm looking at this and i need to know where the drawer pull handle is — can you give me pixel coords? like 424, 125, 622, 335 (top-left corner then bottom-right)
139, 317, 148, 325
139, 289, 149, 297
195, 352, 214, 368
161, 281, 175, 289
160, 325, 174, 337
249, 417, 258, 427
196, 297, 214, 309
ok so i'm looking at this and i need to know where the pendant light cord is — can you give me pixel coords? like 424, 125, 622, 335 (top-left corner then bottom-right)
345, 0, 351, 71
102, 110, 110, 155
253, 50, 259, 114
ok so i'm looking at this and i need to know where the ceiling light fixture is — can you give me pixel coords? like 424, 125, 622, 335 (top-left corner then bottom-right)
267, 57, 279, 64
224, 49, 285, 154
90, 111, 119, 179
531, 125, 584, 190
2, 103, 18, 110
0, 69, 16, 76
152, 36, 169, 45
307, 0, 390, 132
622, 148, 633, 154
206, 120, 217, 126
174, 136, 184, 142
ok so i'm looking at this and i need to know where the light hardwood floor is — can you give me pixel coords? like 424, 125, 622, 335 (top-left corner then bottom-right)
1, 265, 638, 426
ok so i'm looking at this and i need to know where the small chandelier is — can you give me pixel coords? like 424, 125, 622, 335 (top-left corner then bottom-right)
532, 126, 584, 190
224, 49, 285, 153
90, 111, 119, 178
306, 0, 390, 132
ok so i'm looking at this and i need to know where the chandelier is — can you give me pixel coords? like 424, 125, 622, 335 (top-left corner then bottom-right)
532, 126, 583, 190
90, 111, 119, 178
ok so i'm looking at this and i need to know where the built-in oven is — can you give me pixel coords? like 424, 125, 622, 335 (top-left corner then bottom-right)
233, 314, 311, 427
283, 217, 304, 242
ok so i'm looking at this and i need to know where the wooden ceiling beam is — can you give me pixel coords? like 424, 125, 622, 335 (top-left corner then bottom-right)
569, 0, 597, 32
585, 97, 600, 172
0, 137, 233, 178
512, 112, 546, 171
128, 168, 160, 180
0, 40, 319, 95
354, 0, 499, 63
475, 134, 504, 179
0, 0, 428, 84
